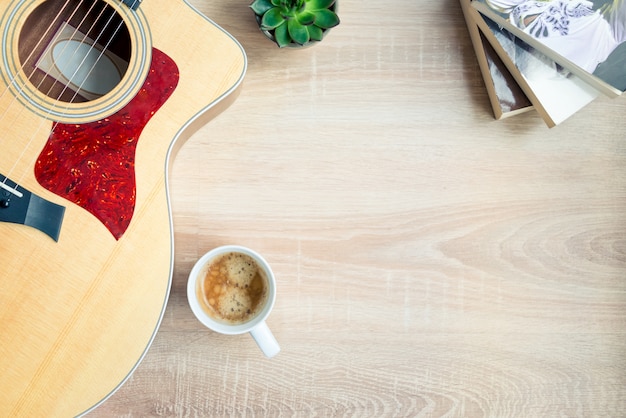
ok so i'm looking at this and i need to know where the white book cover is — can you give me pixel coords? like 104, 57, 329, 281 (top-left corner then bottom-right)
468, 5, 599, 127
472, 0, 626, 97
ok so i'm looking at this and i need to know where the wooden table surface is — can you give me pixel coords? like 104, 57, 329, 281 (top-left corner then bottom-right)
89, 0, 626, 416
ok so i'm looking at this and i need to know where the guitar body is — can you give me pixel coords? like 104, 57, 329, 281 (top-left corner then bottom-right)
0, 0, 245, 415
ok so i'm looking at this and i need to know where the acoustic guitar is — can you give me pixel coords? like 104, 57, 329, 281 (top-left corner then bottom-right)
0, 0, 245, 415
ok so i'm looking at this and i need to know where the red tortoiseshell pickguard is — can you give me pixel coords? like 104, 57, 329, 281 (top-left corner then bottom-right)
34, 48, 179, 240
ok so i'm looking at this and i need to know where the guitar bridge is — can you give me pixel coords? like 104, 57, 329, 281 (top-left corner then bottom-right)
0, 174, 65, 242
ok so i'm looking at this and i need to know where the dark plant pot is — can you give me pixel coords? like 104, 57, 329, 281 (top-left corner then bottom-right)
254, 2, 337, 48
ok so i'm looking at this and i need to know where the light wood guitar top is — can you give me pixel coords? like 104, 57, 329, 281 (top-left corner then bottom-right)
0, 0, 245, 415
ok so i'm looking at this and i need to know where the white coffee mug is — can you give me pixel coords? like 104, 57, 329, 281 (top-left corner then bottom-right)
187, 245, 280, 358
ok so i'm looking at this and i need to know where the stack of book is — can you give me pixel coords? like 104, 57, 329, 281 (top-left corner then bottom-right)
460, 0, 625, 127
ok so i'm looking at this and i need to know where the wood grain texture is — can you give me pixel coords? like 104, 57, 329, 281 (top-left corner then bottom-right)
87, 0, 626, 416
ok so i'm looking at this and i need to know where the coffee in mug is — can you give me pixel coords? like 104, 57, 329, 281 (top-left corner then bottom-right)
197, 252, 268, 325
187, 245, 280, 358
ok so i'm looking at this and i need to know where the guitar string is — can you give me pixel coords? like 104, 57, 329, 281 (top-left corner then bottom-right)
13, 1, 127, 187
57, 0, 135, 107
1, 0, 102, 187
22, 0, 143, 196
32, 1, 107, 106
7, 1, 113, 187
0, 0, 77, 188
2, 0, 139, 196
0, 0, 98, 188
0, 0, 73, 104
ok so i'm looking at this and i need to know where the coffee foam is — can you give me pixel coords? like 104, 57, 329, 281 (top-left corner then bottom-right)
199, 252, 268, 324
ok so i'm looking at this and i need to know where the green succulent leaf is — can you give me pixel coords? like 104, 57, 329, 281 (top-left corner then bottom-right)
307, 24, 323, 41
250, 0, 274, 15
312, 9, 339, 29
276, 0, 302, 13
261, 7, 286, 30
274, 22, 291, 47
288, 18, 310, 45
305, 0, 335, 11
297, 10, 316, 25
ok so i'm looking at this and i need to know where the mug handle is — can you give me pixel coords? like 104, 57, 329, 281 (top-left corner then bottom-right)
250, 321, 280, 358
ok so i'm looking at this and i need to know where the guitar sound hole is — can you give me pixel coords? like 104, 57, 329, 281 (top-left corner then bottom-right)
18, 0, 131, 103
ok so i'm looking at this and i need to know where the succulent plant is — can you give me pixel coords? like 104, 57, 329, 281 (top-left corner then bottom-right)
250, 0, 340, 47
